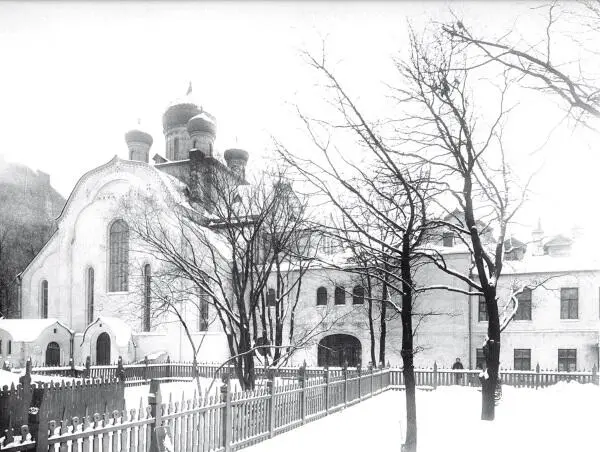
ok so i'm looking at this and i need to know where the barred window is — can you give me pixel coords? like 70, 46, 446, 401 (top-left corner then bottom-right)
352, 285, 365, 305
143, 264, 151, 332
558, 349, 577, 371
478, 295, 488, 322
560, 288, 578, 319
41, 280, 48, 319
334, 286, 346, 305
109, 220, 129, 292
515, 288, 532, 321
514, 349, 531, 370
86, 268, 94, 325
198, 286, 209, 332
316, 287, 327, 306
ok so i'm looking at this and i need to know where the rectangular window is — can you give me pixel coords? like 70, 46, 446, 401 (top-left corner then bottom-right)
560, 288, 578, 319
476, 348, 486, 369
8, 341, 11, 355
0, 339, 2, 355
478, 295, 488, 322
558, 348, 577, 371
514, 349, 531, 370
514, 288, 532, 321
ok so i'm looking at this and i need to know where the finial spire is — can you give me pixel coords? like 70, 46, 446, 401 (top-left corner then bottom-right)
187, 81, 192, 96
136, 117, 141, 126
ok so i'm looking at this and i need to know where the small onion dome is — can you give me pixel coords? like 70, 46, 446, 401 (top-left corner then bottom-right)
187, 112, 216, 136
125, 128, 153, 146
224, 148, 249, 163
162, 99, 201, 132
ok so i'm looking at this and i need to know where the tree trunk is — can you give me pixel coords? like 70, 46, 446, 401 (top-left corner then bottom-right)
400, 253, 416, 452
379, 272, 388, 366
481, 289, 501, 421
366, 276, 377, 366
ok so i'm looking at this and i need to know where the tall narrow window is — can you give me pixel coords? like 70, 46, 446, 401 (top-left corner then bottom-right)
198, 286, 209, 332
86, 268, 94, 325
109, 220, 129, 292
515, 288, 532, 321
143, 264, 151, 332
334, 286, 346, 305
352, 285, 365, 305
173, 137, 180, 158
478, 295, 488, 322
41, 280, 48, 318
316, 287, 327, 306
560, 288, 578, 319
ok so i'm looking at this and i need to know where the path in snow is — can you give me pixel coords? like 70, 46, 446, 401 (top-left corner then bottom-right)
246, 382, 599, 452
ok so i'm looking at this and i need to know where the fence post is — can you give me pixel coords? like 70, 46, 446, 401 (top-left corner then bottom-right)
369, 363, 374, 397
84, 356, 91, 378
69, 357, 76, 378
433, 361, 438, 390
117, 356, 125, 384
166, 355, 172, 380
324, 367, 330, 415
268, 374, 276, 437
298, 361, 307, 424
221, 379, 232, 451
357, 365, 362, 399
343, 363, 348, 407
18, 358, 32, 433
143, 356, 149, 382
148, 379, 162, 452
535, 363, 540, 390
592, 365, 598, 385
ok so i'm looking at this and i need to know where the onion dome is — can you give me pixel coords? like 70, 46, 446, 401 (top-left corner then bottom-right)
224, 148, 249, 163
187, 112, 216, 136
162, 82, 201, 132
125, 125, 153, 146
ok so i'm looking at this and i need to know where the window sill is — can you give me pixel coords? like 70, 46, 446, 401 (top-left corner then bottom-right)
106, 291, 129, 295
559, 318, 580, 322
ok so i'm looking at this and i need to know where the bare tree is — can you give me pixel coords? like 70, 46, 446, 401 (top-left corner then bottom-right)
394, 27, 536, 420
443, 2, 600, 126
276, 45, 446, 451
120, 163, 329, 390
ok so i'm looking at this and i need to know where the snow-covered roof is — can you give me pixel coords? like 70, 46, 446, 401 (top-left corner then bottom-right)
0, 319, 73, 342
81, 316, 132, 347
502, 254, 600, 275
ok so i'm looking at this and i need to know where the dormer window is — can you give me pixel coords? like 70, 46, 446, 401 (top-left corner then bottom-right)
544, 235, 572, 257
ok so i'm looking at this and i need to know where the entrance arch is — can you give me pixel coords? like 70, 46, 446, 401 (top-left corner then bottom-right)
96, 332, 111, 365
45, 342, 60, 366
318, 334, 362, 367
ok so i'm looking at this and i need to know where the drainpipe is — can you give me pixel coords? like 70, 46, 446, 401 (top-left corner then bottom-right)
468, 266, 474, 369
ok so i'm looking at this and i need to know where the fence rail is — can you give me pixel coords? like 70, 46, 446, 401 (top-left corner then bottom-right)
2, 361, 597, 451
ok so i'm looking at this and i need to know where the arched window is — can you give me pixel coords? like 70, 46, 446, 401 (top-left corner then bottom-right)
198, 286, 209, 332
41, 280, 48, 318
143, 264, 151, 332
353, 285, 365, 305
109, 220, 129, 292
334, 286, 346, 305
86, 268, 94, 324
173, 137, 180, 158
266, 288, 276, 307
316, 287, 327, 306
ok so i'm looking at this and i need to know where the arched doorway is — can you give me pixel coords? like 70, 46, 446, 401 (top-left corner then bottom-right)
45, 342, 60, 366
318, 334, 362, 367
96, 332, 111, 365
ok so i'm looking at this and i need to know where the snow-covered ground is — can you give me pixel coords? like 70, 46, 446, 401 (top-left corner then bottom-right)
245, 382, 599, 452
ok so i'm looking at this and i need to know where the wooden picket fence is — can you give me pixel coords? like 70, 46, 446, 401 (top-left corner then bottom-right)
0, 367, 389, 452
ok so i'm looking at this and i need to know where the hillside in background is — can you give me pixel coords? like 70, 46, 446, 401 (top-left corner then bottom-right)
0, 154, 65, 317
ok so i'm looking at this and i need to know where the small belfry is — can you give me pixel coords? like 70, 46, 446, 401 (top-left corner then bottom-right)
124, 118, 153, 163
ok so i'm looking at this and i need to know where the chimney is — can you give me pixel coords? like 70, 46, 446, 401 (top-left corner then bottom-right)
224, 148, 249, 180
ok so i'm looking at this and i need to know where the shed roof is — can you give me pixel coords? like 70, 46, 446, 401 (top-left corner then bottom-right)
0, 319, 73, 342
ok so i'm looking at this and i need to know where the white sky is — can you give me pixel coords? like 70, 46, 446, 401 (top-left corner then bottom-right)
0, 1, 598, 240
